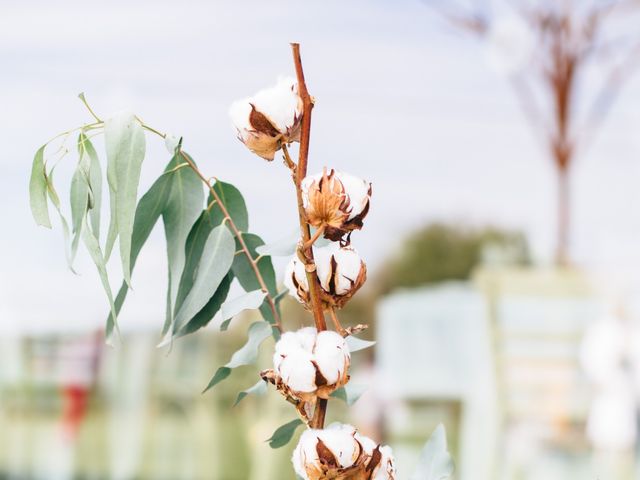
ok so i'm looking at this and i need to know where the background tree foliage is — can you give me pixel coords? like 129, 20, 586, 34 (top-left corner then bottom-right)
375, 222, 530, 295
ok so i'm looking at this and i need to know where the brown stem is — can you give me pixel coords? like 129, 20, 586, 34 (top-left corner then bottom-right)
290, 43, 328, 429
328, 307, 347, 337
178, 150, 283, 333
281, 144, 296, 171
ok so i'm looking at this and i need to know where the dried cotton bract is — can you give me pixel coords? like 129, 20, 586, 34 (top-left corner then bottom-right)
229, 77, 303, 160
292, 423, 396, 480
302, 168, 372, 241
285, 242, 366, 309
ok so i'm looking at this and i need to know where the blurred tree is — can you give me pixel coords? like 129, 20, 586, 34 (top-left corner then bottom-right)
426, 0, 640, 265
374, 222, 529, 295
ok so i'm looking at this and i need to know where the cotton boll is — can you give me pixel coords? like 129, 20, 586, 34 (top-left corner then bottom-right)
268, 327, 350, 405
284, 255, 309, 304
373, 446, 397, 480
302, 168, 372, 241
337, 171, 371, 220
292, 423, 396, 480
277, 348, 317, 393
251, 77, 301, 134
315, 243, 366, 298
285, 243, 366, 309
228, 100, 253, 139
317, 423, 361, 468
314, 331, 350, 385
331, 245, 366, 296
228, 77, 302, 160
297, 326, 319, 352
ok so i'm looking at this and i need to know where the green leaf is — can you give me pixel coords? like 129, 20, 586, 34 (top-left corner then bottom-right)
81, 218, 118, 344
203, 321, 272, 392
161, 152, 203, 332
172, 225, 235, 334
266, 419, 304, 449
176, 272, 233, 338
29, 145, 51, 228
255, 229, 299, 257
409, 424, 455, 480
233, 379, 267, 407
46, 170, 75, 272
330, 383, 367, 406
345, 335, 376, 353
210, 180, 249, 232
80, 133, 103, 238
107, 159, 177, 329
69, 148, 92, 265
231, 233, 280, 331
104, 112, 146, 286
174, 204, 225, 319
218, 290, 267, 331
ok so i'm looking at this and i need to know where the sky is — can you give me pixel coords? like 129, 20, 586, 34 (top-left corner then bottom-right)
2, 0, 640, 333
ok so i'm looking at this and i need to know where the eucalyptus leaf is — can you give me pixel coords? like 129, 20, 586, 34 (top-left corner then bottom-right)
104, 112, 146, 286
46, 170, 75, 272
345, 335, 376, 353
81, 218, 118, 344
80, 133, 103, 238
233, 379, 268, 407
176, 273, 233, 338
203, 321, 272, 392
217, 290, 266, 331
210, 180, 249, 232
231, 233, 280, 333
69, 149, 92, 264
266, 419, 303, 449
330, 383, 367, 406
255, 229, 299, 257
29, 145, 51, 228
173, 225, 235, 333
161, 151, 203, 332
107, 158, 177, 329
174, 184, 227, 319
409, 424, 455, 480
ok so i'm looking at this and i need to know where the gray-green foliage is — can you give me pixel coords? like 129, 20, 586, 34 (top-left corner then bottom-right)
377, 222, 530, 294
267, 419, 304, 449
410, 424, 455, 480
29, 108, 281, 391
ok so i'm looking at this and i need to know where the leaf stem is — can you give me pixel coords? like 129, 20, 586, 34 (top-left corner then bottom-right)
78, 93, 102, 123
290, 43, 328, 429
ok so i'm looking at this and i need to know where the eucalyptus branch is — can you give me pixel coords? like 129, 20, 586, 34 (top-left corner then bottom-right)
178, 150, 283, 333
132, 123, 283, 333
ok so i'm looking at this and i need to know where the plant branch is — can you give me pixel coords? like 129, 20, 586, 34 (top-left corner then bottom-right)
177, 150, 283, 333
290, 43, 328, 429
135, 122, 283, 333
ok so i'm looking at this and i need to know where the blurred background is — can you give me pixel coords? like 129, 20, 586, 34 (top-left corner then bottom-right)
3, 0, 640, 478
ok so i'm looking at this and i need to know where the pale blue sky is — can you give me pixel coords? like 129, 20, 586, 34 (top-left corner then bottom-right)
2, 0, 640, 332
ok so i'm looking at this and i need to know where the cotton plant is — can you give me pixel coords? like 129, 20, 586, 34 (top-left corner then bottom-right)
28, 44, 453, 479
